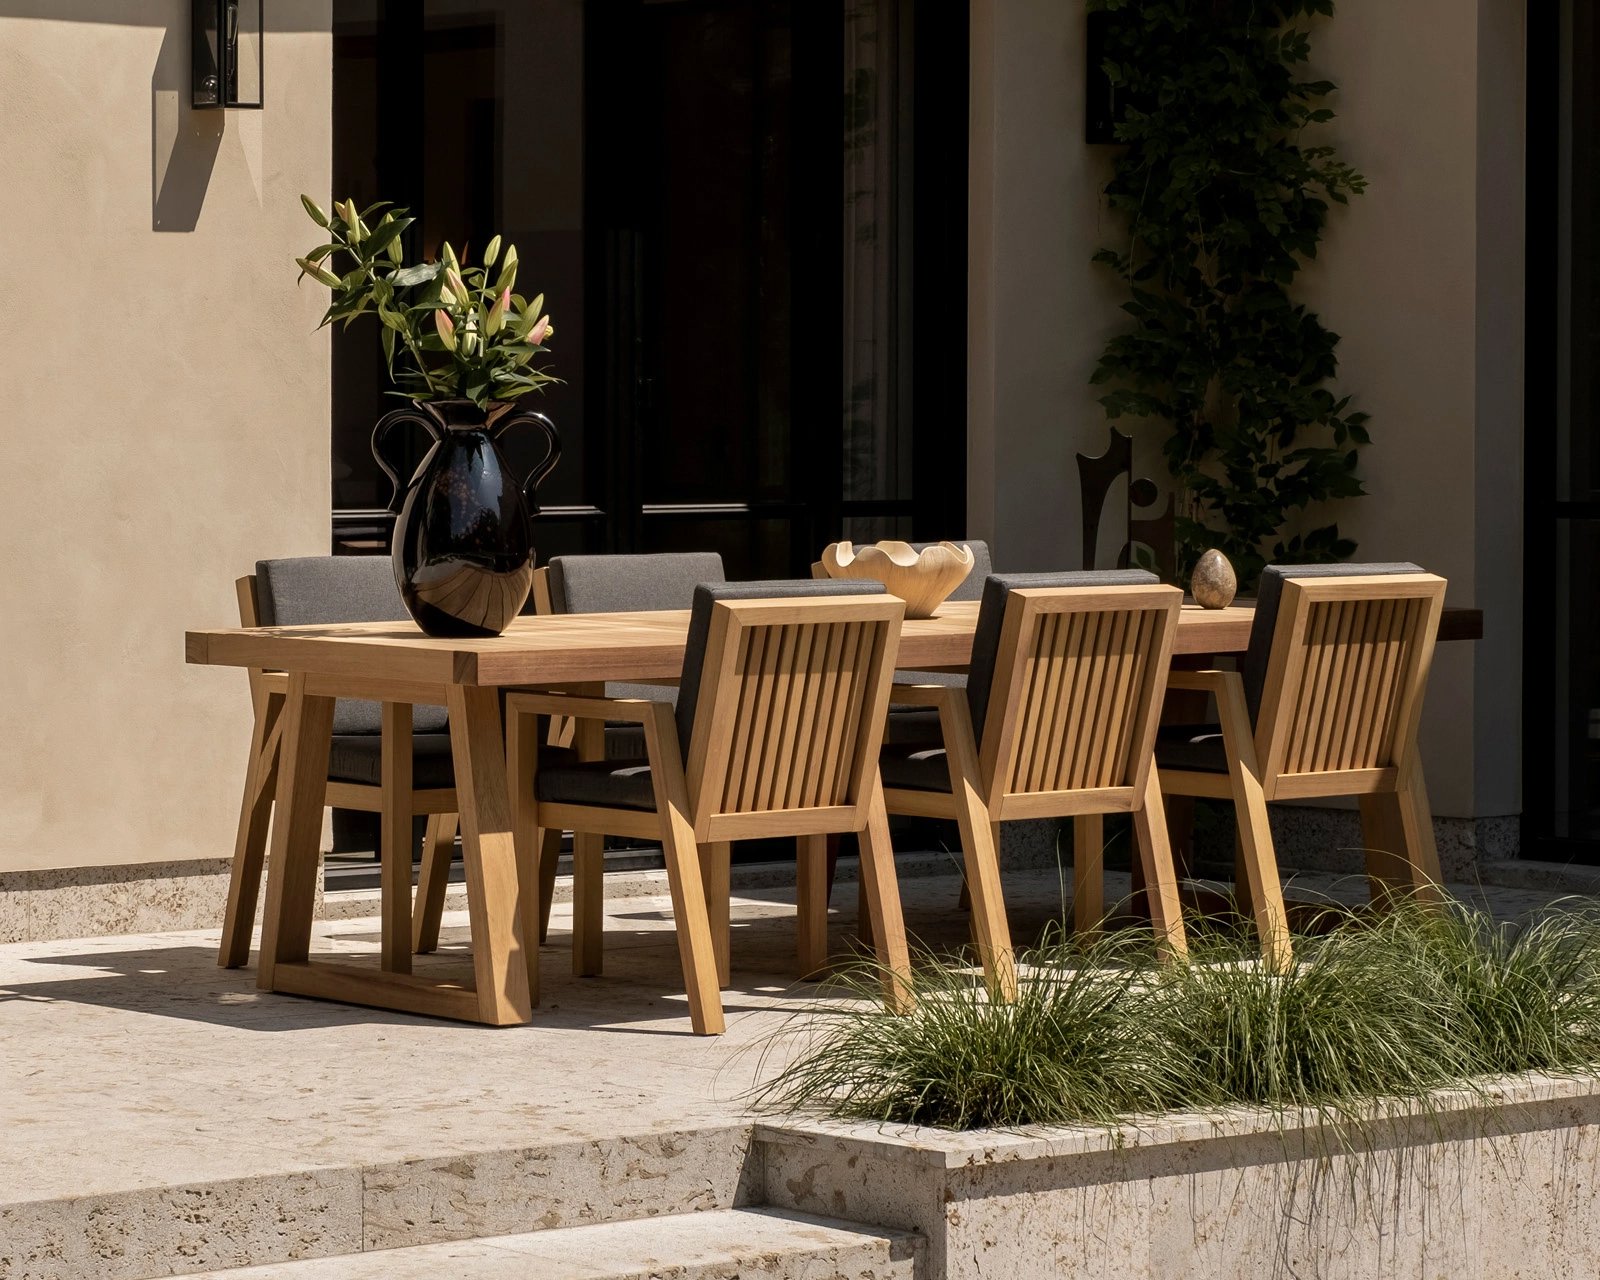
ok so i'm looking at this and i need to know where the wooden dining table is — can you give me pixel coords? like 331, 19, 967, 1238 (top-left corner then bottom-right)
185, 599, 1484, 1026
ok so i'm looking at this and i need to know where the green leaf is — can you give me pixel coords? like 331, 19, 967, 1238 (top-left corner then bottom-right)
389, 262, 440, 289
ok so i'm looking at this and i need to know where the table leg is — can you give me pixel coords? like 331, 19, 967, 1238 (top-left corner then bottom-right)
258, 673, 334, 991
448, 684, 534, 1026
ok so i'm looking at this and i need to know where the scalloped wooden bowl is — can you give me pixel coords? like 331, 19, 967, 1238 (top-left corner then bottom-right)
820, 540, 976, 618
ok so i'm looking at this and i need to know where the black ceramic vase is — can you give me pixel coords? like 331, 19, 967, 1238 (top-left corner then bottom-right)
372, 399, 560, 638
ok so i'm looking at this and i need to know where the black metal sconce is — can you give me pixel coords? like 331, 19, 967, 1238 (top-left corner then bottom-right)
193, 0, 264, 110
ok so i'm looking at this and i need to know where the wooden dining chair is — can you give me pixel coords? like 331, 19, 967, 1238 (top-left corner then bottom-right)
413, 552, 726, 958
1157, 565, 1448, 951
504, 580, 913, 1036
879, 572, 1190, 977
219, 557, 460, 973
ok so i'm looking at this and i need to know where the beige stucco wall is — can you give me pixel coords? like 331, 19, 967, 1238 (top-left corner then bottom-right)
968, 0, 1526, 822
0, 5, 332, 872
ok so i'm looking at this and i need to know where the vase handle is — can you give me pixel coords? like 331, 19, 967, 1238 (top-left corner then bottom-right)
371, 404, 444, 514
490, 405, 562, 515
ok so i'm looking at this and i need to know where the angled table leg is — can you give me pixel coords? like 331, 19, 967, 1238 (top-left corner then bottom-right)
220, 685, 284, 968
448, 684, 534, 1026
258, 673, 334, 991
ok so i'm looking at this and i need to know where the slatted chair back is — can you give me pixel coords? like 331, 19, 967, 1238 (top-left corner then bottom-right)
678, 582, 904, 840
1253, 571, 1446, 798
966, 572, 1182, 817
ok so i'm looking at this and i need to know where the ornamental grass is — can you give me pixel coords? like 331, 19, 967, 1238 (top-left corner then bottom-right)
756, 900, 1600, 1131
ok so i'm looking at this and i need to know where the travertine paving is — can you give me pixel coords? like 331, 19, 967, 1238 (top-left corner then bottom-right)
0, 861, 1582, 1278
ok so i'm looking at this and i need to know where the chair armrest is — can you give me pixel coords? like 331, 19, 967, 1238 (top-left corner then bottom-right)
1164, 669, 1239, 695
505, 690, 665, 725
886, 683, 961, 708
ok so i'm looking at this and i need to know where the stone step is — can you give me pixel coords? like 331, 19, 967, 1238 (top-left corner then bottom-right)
1, 1126, 760, 1280
170, 1208, 922, 1279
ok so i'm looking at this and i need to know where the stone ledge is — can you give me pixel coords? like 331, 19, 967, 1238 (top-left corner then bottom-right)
757, 1072, 1600, 1279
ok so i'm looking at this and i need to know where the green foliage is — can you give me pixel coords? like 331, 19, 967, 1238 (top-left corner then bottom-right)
1088, 0, 1369, 585
758, 901, 1600, 1131
295, 196, 557, 408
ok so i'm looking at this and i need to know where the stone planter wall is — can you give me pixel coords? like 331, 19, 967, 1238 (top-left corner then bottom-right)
756, 1074, 1600, 1279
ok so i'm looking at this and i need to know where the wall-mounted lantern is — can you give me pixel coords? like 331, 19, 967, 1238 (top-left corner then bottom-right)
192, 0, 264, 110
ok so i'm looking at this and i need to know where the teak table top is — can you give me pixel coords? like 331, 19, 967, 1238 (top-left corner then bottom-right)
186, 600, 1484, 687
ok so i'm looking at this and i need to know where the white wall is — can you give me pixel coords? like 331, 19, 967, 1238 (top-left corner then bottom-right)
0, 5, 333, 871
967, 0, 1526, 821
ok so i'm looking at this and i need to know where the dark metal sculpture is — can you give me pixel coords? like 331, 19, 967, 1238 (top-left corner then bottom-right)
1076, 426, 1176, 579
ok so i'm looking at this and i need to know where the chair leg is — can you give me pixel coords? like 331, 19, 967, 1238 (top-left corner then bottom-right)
700, 840, 733, 985
1228, 766, 1291, 972
1394, 760, 1445, 908
537, 826, 562, 945
1210, 670, 1291, 970
642, 702, 725, 1036
796, 835, 830, 978
856, 872, 875, 950
1232, 832, 1256, 920
1164, 793, 1197, 882
412, 813, 458, 954
573, 832, 606, 977
1132, 767, 1187, 960
379, 702, 414, 975
823, 832, 842, 905
1072, 813, 1104, 936
858, 779, 914, 1013
1359, 792, 1412, 910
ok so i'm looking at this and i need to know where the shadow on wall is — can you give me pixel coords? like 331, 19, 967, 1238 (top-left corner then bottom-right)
152, 21, 222, 233
0, 1, 334, 230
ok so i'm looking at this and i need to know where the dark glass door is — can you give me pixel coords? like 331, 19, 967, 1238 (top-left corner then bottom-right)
329, 0, 967, 573
584, 0, 834, 576
1527, 0, 1600, 858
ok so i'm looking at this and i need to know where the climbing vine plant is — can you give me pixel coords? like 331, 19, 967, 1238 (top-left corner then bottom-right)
1089, 0, 1368, 586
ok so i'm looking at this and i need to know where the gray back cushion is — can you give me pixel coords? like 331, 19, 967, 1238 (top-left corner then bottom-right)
851, 540, 993, 602
547, 552, 726, 614
1241, 562, 1424, 724
254, 556, 448, 736
676, 578, 886, 754
966, 570, 1160, 743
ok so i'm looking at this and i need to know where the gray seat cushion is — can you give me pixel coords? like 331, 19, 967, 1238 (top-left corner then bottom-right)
1154, 724, 1228, 774
255, 556, 449, 738
883, 706, 944, 745
1241, 562, 1423, 723
328, 733, 457, 787
536, 758, 657, 811
546, 552, 726, 614
880, 745, 953, 793
543, 553, 723, 745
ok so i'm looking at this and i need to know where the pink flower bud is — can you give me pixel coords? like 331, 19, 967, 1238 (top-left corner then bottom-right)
485, 287, 510, 336
435, 309, 457, 351
527, 314, 551, 346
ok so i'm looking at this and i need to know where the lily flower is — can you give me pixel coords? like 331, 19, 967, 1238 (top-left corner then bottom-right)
435, 309, 457, 351
486, 287, 510, 336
